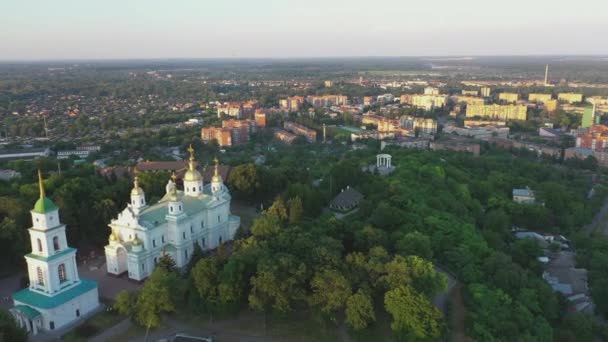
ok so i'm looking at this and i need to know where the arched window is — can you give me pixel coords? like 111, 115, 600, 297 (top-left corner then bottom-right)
219, 236, 223, 244
192, 187, 196, 192
58, 264, 67, 283
37, 267, 44, 285
37, 238, 43, 252
53, 236, 60, 251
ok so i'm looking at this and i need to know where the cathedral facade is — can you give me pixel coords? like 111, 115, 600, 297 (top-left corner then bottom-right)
11, 171, 100, 335
105, 147, 240, 281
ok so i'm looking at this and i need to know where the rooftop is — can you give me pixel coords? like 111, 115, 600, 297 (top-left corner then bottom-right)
13, 278, 98, 309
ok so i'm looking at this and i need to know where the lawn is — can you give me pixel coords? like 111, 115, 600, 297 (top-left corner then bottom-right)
61, 306, 125, 342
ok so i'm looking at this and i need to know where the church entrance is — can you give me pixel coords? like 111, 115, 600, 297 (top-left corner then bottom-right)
115, 246, 128, 275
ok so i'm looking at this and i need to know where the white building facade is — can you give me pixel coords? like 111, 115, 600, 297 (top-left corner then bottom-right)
105, 148, 240, 281
11, 171, 100, 335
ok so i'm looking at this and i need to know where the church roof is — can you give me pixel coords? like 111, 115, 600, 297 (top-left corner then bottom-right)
13, 278, 98, 309
13, 305, 41, 318
138, 187, 229, 229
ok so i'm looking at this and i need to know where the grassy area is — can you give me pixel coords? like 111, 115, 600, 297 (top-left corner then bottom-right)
61, 307, 125, 342
108, 324, 148, 342
174, 309, 392, 342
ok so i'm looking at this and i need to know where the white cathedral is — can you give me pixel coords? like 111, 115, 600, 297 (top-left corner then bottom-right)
104, 147, 240, 281
11, 171, 100, 335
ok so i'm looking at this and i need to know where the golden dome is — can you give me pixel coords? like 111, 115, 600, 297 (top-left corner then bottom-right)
184, 144, 202, 182
109, 232, 117, 241
131, 175, 144, 196
184, 168, 202, 182
132, 236, 142, 246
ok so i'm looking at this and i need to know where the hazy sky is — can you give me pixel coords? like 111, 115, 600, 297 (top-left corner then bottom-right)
1, 0, 607, 60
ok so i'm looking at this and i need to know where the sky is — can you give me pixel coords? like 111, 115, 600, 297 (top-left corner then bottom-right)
1, 0, 607, 60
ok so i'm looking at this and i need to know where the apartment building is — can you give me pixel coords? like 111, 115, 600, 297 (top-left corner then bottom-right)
279, 96, 305, 112
306, 95, 348, 108
499, 92, 520, 103
528, 93, 553, 103
558, 93, 584, 104
466, 104, 527, 121
283, 122, 317, 143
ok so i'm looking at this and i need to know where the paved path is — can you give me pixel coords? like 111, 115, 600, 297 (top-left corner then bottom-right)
583, 196, 608, 237
90, 317, 132, 342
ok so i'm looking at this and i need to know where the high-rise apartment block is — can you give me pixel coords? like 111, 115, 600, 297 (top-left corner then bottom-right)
466, 104, 527, 121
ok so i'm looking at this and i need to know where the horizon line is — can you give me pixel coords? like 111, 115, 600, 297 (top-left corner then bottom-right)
1, 54, 608, 64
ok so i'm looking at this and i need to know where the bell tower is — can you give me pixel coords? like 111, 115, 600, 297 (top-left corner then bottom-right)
26, 170, 80, 294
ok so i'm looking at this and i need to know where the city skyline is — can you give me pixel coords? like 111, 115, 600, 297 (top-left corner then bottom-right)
2, 0, 608, 60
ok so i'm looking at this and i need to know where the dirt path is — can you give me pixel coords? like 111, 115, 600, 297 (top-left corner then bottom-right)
450, 284, 467, 342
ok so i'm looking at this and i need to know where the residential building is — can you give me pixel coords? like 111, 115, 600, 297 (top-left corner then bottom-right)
362, 115, 404, 134
274, 129, 298, 144
283, 122, 317, 143
11, 171, 100, 335
254, 109, 267, 128
576, 125, 608, 151
544, 100, 558, 113
351, 131, 395, 142
57, 150, 91, 160
402, 94, 447, 110
363, 96, 376, 106
105, 151, 240, 281
430, 140, 480, 156
216, 102, 243, 118
443, 123, 509, 140
306, 95, 348, 108
380, 137, 430, 150
424, 87, 440, 95
279, 96, 305, 112
324, 80, 334, 87
201, 127, 233, 147
0, 169, 21, 181
329, 186, 363, 212
466, 104, 527, 121
499, 92, 520, 103
528, 93, 553, 103
513, 188, 535, 204
454, 96, 485, 105
539, 127, 563, 138
377, 94, 395, 103
399, 116, 437, 136
462, 90, 478, 96
480, 87, 491, 97
0, 148, 50, 161
558, 93, 583, 103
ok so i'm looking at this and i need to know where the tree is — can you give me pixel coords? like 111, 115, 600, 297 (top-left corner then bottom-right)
288, 196, 304, 224
309, 269, 352, 317
345, 290, 375, 330
266, 196, 288, 224
382, 255, 447, 299
384, 286, 443, 340
395, 231, 433, 260
191, 257, 219, 320
248, 256, 307, 315
0, 309, 27, 342
114, 290, 137, 317
251, 215, 281, 238
227, 164, 262, 201
157, 253, 177, 273
133, 268, 176, 328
